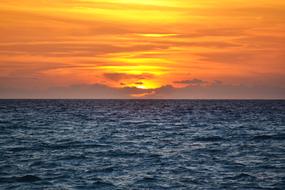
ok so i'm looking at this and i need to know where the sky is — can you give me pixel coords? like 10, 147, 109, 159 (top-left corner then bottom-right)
0, 0, 284, 99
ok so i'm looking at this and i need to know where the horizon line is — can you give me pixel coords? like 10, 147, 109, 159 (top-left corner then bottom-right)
0, 98, 284, 101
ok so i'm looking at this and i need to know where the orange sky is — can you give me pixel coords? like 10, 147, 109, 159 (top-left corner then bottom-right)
0, 0, 284, 98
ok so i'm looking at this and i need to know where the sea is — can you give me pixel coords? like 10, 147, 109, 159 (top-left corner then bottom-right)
0, 100, 284, 190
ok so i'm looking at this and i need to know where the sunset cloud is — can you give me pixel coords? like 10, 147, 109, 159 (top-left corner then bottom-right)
1, 83, 284, 99
175, 79, 207, 86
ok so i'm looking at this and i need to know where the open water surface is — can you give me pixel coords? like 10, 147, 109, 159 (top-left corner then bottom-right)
0, 100, 284, 189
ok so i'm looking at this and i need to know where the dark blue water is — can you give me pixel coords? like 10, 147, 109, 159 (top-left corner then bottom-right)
0, 100, 284, 190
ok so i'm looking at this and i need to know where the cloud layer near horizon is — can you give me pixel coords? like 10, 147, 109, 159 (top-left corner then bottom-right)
1, 82, 284, 99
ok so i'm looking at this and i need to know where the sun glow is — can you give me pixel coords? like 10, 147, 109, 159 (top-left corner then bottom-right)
137, 33, 178, 38
88, 0, 179, 7
99, 65, 169, 75
133, 80, 160, 89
